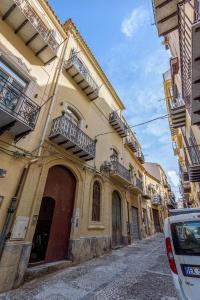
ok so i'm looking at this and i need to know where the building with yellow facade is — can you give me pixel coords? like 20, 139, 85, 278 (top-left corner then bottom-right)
0, 0, 173, 292
152, 0, 200, 208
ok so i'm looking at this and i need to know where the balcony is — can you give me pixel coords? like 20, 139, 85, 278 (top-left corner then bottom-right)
168, 196, 176, 209
170, 126, 178, 137
179, 163, 189, 182
183, 169, 189, 181
173, 142, 179, 156
65, 53, 99, 101
136, 151, 145, 164
0, 0, 59, 64
152, 195, 162, 205
187, 130, 200, 182
192, 20, 200, 124
170, 97, 186, 128
167, 183, 171, 192
0, 76, 40, 139
170, 57, 179, 77
163, 181, 168, 188
183, 181, 191, 194
109, 160, 131, 185
49, 115, 96, 161
177, 1, 200, 124
125, 136, 138, 153
130, 177, 144, 194
152, 0, 180, 36
189, 165, 200, 182
109, 111, 128, 138
142, 191, 151, 200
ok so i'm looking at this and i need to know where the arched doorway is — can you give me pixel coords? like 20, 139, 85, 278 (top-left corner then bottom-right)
112, 191, 122, 247
29, 165, 76, 265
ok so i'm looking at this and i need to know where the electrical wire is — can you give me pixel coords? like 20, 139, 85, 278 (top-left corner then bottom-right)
95, 113, 169, 138
129, 115, 168, 128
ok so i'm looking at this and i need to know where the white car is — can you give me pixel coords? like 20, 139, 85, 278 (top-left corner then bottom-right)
164, 208, 200, 300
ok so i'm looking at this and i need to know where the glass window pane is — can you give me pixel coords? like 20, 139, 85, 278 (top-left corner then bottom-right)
92, 181, 101, 222
0, 60, 27, 89
66, 108, 79, 126
171, 221, 200, 255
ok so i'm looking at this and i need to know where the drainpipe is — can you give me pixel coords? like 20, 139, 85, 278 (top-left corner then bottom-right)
37, 33, 70, 157
138, 195, 143, 240
0, 29, 70, 260
126, 200, 131, 244
0, 159, 38, 259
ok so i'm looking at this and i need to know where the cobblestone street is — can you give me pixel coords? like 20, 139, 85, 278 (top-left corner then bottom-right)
0, 234, 178, 300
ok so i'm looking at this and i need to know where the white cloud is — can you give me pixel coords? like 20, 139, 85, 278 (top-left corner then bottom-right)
121, 7, 149, 38
145, 119, 169, 137
144, 50, 169, 76
167, 170, 179, 187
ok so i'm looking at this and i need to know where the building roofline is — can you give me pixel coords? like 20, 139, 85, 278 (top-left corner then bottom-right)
63, 19, 125, 110
34, 5, 125, 110
145, 161, 168, 178
144, 169, 161, 184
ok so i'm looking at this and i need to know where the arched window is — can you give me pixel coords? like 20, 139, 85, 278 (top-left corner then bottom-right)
92, 181, 101, 222
65, 107, 80, 126
110, 148, 119, 162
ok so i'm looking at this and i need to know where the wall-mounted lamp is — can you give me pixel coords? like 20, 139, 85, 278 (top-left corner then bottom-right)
0, 169, 7, 178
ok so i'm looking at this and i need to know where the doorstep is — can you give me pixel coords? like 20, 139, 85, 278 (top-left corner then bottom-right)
25, 260, 73, 282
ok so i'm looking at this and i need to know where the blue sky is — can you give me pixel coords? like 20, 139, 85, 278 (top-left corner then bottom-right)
48, 0, 180, 197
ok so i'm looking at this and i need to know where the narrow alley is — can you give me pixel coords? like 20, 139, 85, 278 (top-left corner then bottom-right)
0, 234, 177, 300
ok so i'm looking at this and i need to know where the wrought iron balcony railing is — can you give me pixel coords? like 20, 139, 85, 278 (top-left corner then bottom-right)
125, 136, 138, 152
65, 53, 99, 100
110, 160, 131, 183
0, 0, 59, 63
182, 129, 200, 182
49, 115, 96, 161
14, 0, 59, 52
109, 111, 128, 138
178, 0, 200, 122
169, 95, 186, 128
0, 75, 40, 137
152, 195, 162, 205
136, 151, 145, 164
135, 177, 143, 192
170, 95, 185, 110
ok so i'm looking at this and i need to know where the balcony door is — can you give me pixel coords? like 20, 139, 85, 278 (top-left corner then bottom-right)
152, 209, 161, 233
29, 165, 76, 265
112, 191, 122, 247
131, 206, 140, 240
0, 59, 27, 112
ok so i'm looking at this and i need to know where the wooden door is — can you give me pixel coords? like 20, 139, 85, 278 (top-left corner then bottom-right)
131, 206, 140, 240
152, 209, 161, 233
143, 209, 148, 235
112, 191, 122, 247
44, 165, 76, 262
29, 197, 55, 264
30, 165, 76, 264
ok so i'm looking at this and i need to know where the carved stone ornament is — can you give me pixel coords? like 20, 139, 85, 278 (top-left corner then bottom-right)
0, 46, 30, 74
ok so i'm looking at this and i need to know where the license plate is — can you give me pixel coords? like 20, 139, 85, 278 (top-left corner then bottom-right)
181, 264, 200, 278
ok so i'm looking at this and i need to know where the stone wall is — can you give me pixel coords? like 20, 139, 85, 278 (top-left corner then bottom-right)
68, 236, 112, 263
0, 241, 32, 293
